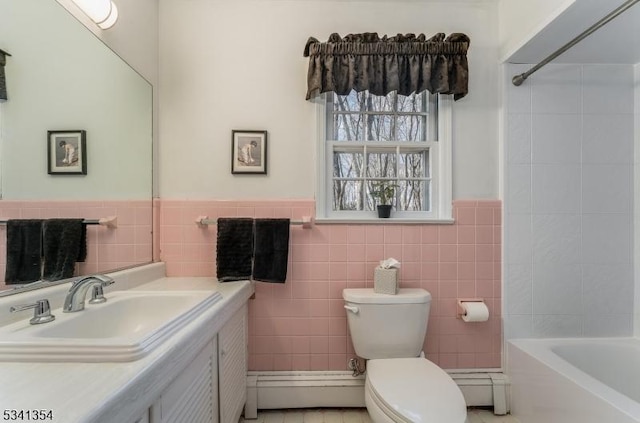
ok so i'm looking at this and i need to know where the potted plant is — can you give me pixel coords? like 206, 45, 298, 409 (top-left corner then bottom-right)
370, 181, 397, 218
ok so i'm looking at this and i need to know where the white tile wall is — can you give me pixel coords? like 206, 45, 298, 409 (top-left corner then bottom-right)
506, 166, 531, 213
531, 214, 581, 264
582, 115, 634, 164
532, 263, 582, 315
583, 314, 633, 337
582, 214, 632, 264
504, 63, 635, 340
505, 264, 532, 315
582, 264, 633, 316
504, 315, 533, 340
531, 165, 581, 213
531, 65, 581, 114
582, 65, 634, 115
531, 114, 581, 164
507, 114, 532, 164
505, 214, 532, 264
532, 314, 582, 337
582, 165, 632, 213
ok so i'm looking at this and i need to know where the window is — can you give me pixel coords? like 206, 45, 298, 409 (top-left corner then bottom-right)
317, 90, 453, 221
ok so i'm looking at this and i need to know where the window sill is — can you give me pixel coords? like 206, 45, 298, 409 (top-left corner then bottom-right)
313, 217, 455, 225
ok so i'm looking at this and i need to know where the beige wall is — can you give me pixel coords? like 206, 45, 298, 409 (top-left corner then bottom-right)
158, 0, 501, 200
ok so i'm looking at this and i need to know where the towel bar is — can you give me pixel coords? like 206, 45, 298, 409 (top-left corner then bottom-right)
195, 215, 314, 229
0, 215, 117, 228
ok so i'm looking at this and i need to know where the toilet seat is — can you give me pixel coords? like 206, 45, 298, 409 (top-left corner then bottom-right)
366, 358, 467, 423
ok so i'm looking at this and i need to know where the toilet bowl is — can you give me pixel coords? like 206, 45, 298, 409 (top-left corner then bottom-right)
343, 288, 467, 423
365, 358, 466, 423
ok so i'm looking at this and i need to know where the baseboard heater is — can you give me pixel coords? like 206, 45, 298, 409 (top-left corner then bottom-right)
244, 370, 509, 419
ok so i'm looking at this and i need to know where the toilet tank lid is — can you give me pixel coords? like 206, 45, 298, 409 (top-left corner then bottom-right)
343, 288, 431, 304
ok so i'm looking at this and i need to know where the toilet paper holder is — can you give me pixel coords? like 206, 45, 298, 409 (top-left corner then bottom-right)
456, 298, 485, 319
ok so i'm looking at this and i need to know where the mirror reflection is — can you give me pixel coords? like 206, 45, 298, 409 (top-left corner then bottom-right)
0, 0, 153, 293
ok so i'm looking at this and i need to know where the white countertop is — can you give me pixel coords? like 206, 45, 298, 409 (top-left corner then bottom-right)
0, 268, 254, 423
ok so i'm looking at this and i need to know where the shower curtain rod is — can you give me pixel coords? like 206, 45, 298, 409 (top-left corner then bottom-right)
512, 0, 640, 86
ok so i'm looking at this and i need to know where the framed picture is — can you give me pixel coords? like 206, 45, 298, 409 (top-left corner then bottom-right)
47, 130, 87, 175
231, 130, 267, 174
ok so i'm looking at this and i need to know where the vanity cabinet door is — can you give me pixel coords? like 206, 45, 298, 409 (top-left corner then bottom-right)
150, 339, 219, 423
218, 305, 247, 423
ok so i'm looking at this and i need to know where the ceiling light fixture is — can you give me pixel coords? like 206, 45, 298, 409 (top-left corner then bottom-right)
70, 0, 119, 30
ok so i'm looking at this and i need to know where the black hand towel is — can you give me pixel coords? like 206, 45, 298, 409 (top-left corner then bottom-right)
216, 218, 254, 281
42, 218, 86, 281
252, 218, 290, 283
5, 219, 43, 284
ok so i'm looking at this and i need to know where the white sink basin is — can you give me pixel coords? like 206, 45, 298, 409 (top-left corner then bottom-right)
0, 290, 222, 362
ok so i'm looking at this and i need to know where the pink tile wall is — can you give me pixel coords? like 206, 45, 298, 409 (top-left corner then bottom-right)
158, 199, 502, 370
0, 200, 153, 289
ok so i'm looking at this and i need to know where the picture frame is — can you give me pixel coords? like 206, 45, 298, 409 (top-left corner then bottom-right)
47, 130, 87, 175
231, 130, 267, 174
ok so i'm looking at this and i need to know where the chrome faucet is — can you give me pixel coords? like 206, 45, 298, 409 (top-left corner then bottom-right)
63, 274, 115, 313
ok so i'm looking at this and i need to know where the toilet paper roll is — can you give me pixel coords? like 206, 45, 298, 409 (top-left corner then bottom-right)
460, 301, 489, 322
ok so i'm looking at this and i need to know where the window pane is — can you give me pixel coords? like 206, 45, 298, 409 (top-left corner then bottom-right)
366, 115, 394, 141
396, 115, 426, 141
333, 152, 363, 178
365, 91, 395, 112
333, 180, 363, 211
398, 150, 428, 178
397, 91, 427, 112
326, 90, 438, 216
398, 180, 428, 211
333, 91, 365, 112
366, 152, 396, 178
333, 113, 363, 141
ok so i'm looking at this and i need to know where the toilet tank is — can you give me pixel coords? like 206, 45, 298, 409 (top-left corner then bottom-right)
343, 288, 431, 359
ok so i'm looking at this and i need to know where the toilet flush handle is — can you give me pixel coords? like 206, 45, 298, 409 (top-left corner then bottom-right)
344, 305, 359, 314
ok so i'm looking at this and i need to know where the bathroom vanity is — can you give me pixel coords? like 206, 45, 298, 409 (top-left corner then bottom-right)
148, 303, 247, 423
0, 263, 253, 423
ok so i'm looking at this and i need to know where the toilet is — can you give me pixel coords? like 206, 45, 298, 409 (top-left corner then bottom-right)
343, 288, 467, 423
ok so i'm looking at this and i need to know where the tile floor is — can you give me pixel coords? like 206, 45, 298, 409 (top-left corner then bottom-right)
240, 408, 520, 422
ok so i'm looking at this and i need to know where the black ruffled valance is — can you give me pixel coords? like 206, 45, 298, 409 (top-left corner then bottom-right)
0, 48, 10, 101
304, 32, 470, 101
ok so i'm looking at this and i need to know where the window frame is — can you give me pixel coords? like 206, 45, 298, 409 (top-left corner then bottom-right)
315, 92, 453, 223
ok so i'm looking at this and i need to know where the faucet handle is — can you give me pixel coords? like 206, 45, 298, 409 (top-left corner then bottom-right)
10, 299, 55, 325
89, 285, 107, 304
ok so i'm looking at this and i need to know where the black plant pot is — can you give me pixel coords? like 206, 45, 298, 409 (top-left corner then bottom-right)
377, 205, 392, 218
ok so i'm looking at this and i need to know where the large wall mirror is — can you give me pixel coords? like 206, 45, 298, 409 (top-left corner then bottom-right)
0, 0, 153, 294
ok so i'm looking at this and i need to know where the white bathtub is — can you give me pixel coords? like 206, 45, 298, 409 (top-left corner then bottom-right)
508, 338, 640, 423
